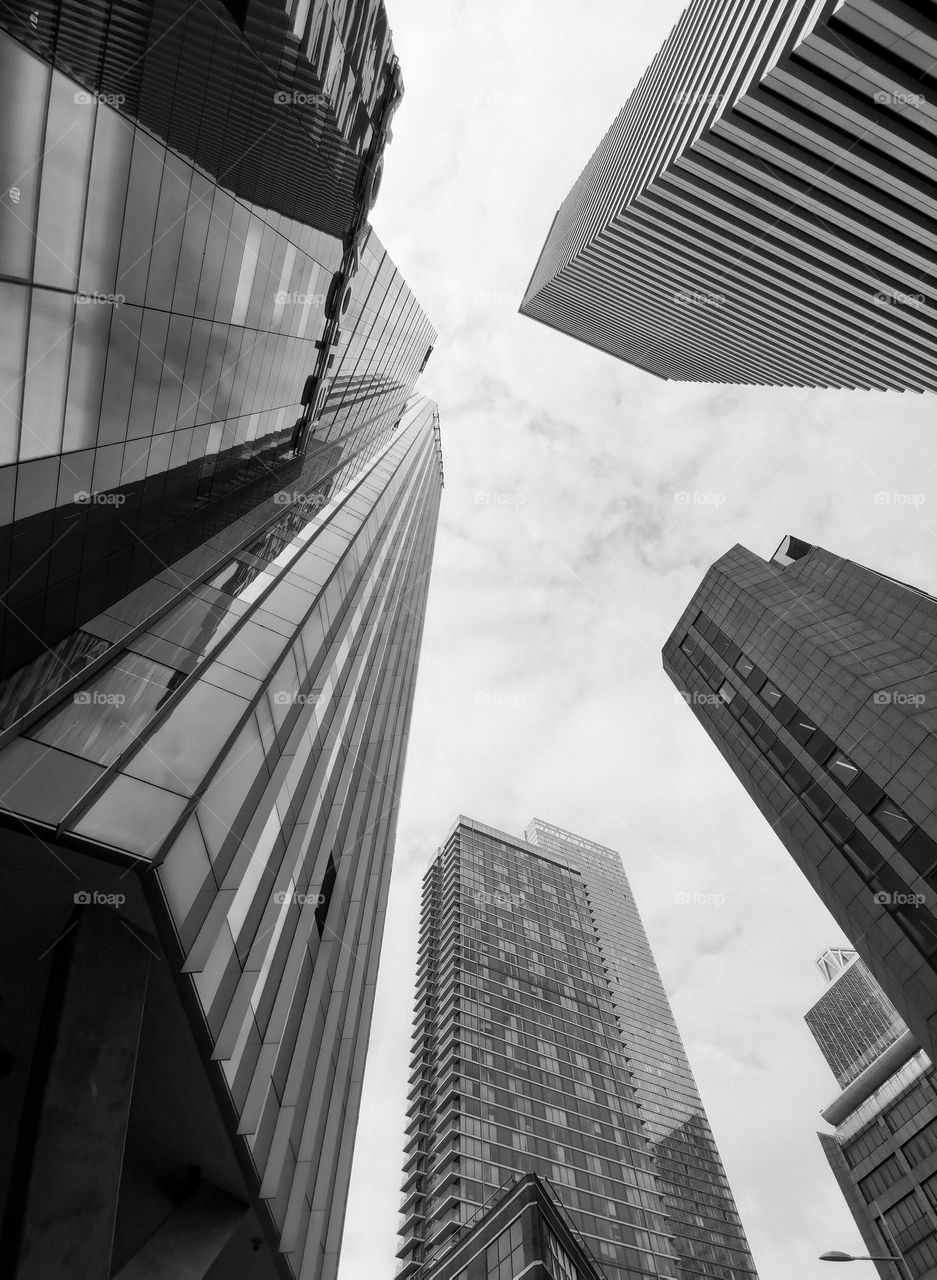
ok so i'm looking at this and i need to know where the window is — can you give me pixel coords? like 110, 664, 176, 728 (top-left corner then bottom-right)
789, 714, 819, 746
717, 681, 736, 704
901, 829, 937, 878
801, 783, 834, 821
885, 1083, 933, 1134
904, 1117, 937, 1167
842, 831, 886, 877
734, 655, 755, 679
883, 1192, 932, 1254
859, 1154, 904, 1203
758, 683, 783, 709
843, 1125, 885, 1168
804, 730, 836, 765
827, 755, 860, 788
872, 799, 914, 844
315, 854, 337, 938
679, 636, 698, 660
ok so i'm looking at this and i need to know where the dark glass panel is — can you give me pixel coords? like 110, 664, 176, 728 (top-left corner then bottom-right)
29, 651, 180, 766
871, 799, 914, 845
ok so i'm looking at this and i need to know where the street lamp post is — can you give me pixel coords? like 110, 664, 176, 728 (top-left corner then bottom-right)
819, 1249, 913, 1280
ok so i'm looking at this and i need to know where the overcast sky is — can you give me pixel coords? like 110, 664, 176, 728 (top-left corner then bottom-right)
337, 4, 937, 1278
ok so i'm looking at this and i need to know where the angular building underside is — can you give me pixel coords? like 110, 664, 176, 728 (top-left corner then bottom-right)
664, 538, 937, 1068
520, 0, 937, 390
0, 1, 443, 1277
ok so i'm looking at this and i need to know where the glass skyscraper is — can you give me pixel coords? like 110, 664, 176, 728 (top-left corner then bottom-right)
397, 816, 758, 1280
806, 949, 937, 1279
520, 0, 937, 390
663, 537, 937, 1070
0, 2, 442, 1278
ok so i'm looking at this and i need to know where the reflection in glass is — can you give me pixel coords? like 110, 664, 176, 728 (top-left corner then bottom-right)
0, 628, 110, 727
0, 33, 49, 279
20, 289, 73, 459
0, 283, 29, 463
872, 800, 914, 844
35, 70, 95, 289
29, 651, 179, 765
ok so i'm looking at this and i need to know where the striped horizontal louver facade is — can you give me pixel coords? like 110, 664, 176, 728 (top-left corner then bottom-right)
521, 0, 937, 390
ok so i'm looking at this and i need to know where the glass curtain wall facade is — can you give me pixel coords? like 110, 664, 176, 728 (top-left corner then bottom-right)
398, 817, 758, 1280
0, 2, 444, 1278
524, 820, 758, 1280
519, 0, 937, 390
0, 0, 420, 682
663, 539, 937, 1066
806, 954, 937, 1279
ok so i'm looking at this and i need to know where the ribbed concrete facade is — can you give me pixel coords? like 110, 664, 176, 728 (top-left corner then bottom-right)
806, 948, 908, 1089
520, 0, 937, 390
398, 817, 758, 1280
807, 956, 937, 1279
663, 538, 937, 1071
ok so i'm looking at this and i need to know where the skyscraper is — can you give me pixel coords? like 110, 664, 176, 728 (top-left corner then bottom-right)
805, 948, 937, 1279
0, 2, 442, 1278
519, 0, 937, 390
397, 816, 758, 1280
663, 537, 937, 1069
